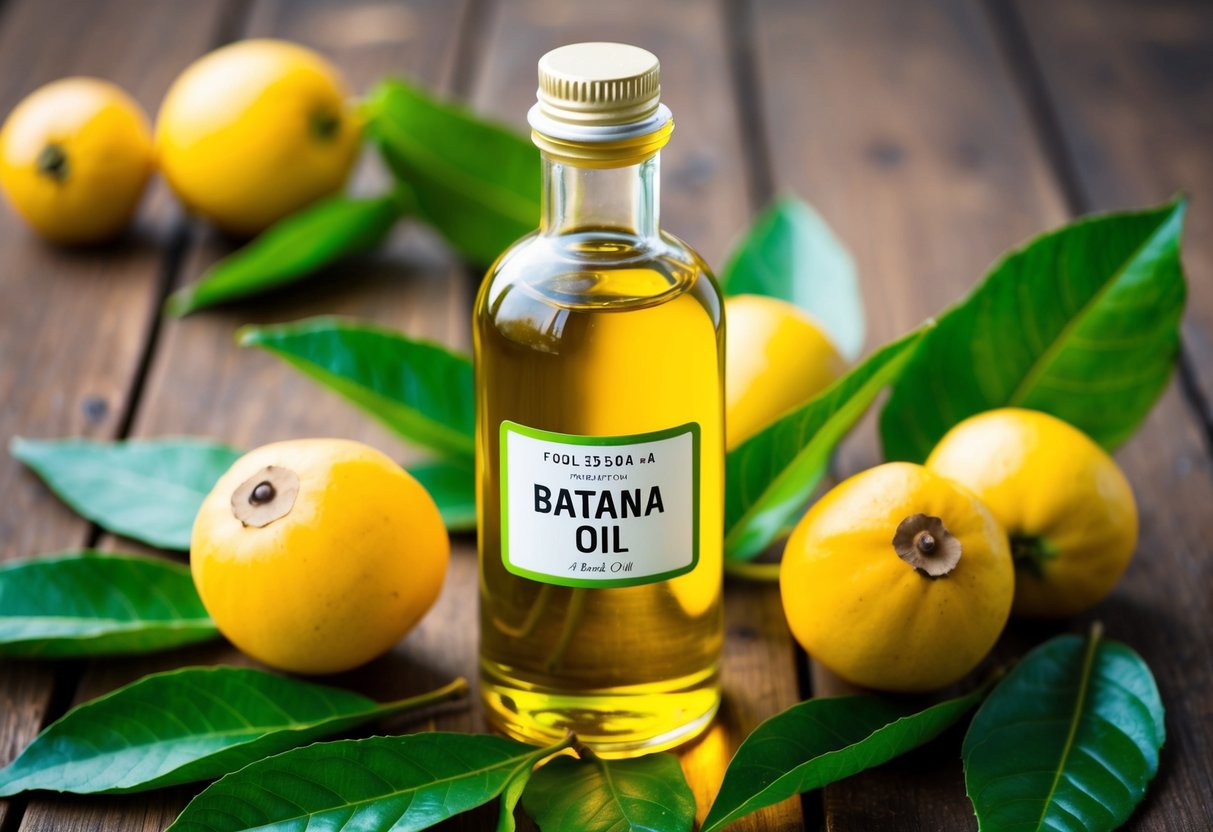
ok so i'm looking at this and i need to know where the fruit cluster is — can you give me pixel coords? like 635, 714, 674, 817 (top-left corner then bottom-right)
780, 407, 1138, 692
0, 38, 1147, 704
0, 40, 359, 244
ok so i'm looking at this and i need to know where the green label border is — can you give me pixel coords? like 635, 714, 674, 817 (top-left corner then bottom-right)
499, 420, 701, 589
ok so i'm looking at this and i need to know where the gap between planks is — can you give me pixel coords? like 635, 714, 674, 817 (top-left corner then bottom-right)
722, 0, 777, 217
723, 0, 822, 826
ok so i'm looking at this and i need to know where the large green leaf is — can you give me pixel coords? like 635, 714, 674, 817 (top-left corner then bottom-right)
880, 199, 1186, 462
10, 437, 241, 550
963, 627, 1164, 832
366, 78, 540, 264
239, 317, 475, 460
165, 192, 405, 316
0, 552, 216, 658
724, 326, 929, 559
0, 668, 465, 795
701, 689, 985, 832
522, 753, 695, 832
409, 460, 476, 532
168, 733, 567, 832
720, 196, 864, 360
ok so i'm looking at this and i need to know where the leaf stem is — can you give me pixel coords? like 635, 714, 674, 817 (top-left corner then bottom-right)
1032, 621, 1104, 830
1087, 618, 1105, 645
535, 732, 579, 767
569, 734, 600, 762
382, 677, 470, 716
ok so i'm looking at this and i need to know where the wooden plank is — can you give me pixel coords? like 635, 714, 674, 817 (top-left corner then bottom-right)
753, 0, 1213, 829
470, 2, 803, 828
998, 2, 1213, 826
749, 3, 1060, 824
13, 3, 795, 831
474, 0, 755, 267
15, 2, 479, 831
1000, 0, 1213, 422
0, 0, 234, 827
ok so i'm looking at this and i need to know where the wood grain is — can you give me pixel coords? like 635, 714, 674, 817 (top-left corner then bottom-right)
15, 1, 478, 830
750, 1, 1058, 824
3, 1, 1208, 830
1001, 2, 1213, 827
471, 1, 803, 827
0, 0, 233, 828
21, 1, 807, 829
472, 0, 754, 267
752, 0, 1213, 829
1001, 0, 1213, 423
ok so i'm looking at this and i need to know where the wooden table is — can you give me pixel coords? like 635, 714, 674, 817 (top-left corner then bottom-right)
1, 0, 1210, 829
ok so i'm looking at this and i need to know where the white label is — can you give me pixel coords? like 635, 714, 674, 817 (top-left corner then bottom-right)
500, 420, 700, 588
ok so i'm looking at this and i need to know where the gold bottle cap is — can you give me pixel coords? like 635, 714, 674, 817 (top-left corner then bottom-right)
529, 42, 674, 167
537, 42, 661, 127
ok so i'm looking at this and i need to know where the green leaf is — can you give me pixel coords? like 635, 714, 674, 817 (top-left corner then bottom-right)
724, 325, 929, 560
240, 317, 475, 460
880, 199, 1186, 462
168, 733, 568, 832
0, 552, 216, 658
366, 78, 540, 264
721, 196, 864, 360
702, 689, 985, 832
0, 669, 466, 796
522, 753, 696, 832
165, 192, 405, 316
14, 432, 473, 540
497, 762, 532, 832
409, 460, 476, 532
963, 626, 1164, 832
11, 437, 241, 550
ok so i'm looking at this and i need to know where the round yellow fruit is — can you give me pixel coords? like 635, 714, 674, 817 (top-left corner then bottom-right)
780, 462, 1013, 692
926, 408, 1138, 618
156, 39, 360, 236
725, 294, 845, 450
0, 78, 153, 244
190, 438, 448, 674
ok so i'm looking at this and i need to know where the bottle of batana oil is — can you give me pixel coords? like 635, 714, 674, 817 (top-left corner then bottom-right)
473, 42, 724, 757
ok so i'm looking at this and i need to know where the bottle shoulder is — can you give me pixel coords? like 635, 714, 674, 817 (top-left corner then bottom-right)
476, 229, 722, 320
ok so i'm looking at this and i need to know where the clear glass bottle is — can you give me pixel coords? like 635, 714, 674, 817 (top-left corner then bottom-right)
473, 42, 724, 757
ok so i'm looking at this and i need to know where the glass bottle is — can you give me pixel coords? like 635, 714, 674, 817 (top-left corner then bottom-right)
473, 42, 724, 757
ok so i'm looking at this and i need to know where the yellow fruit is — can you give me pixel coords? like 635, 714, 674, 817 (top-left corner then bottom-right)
725, 294, 845, 450
190, 438, 448, 674
780, 462, 1013, 692
0, 78, 153, 244
926, 408, 1138, 618
155, 39, 360, 236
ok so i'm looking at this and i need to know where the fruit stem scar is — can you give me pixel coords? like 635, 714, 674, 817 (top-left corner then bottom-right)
893, 513, 962, 578
36, 143, 69, 181
231, 465, 300, 528
1010, 533, 1055, 578
250, 481, 275, 505
309, 110, 340, 142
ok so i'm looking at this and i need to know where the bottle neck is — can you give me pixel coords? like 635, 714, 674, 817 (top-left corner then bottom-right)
540, 153, 660, 240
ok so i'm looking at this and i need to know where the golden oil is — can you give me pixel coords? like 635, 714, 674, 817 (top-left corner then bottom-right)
473, 43, 724, 756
